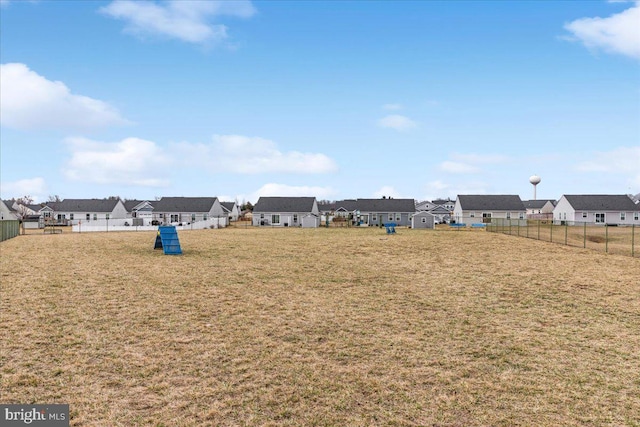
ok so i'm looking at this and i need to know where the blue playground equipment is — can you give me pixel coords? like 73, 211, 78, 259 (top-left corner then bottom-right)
384, 222, 397, 234
154, 225, 182, 255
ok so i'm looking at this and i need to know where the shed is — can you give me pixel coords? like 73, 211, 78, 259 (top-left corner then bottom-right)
301, 214, 320, 228
411, 211, 435, 229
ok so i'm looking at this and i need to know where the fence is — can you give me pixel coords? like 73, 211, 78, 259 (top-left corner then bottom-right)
1, 220, 20, 242
488, 219, 638, 258
72, 217, 226, 233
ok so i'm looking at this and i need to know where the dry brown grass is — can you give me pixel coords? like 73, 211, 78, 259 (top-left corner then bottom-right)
1, 227, 639, 426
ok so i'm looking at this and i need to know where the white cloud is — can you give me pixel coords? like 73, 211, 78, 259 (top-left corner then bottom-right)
100, 0, 256, 45
439, 152, 509, 174
382, 103, 403, 111
0, 177, 47, 201
423, 180, 489, 201
439, 161, 480, 174
244, 183, 337, 203
575, 146, 640, 190
377, 114, 418, 132
174, 134, 338, 174
64, 137, 171, 187
564, 2, 640, 59
372, 186, 405, 199
0, 63, 129, 131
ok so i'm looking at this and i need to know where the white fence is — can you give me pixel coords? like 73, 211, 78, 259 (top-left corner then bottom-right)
72, 217, 226, 233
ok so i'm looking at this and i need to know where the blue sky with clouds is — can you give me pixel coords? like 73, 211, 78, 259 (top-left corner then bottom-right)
1, 0, 638, 203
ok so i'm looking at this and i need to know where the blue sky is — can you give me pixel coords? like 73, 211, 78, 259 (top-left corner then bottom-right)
1, 0, 638, 204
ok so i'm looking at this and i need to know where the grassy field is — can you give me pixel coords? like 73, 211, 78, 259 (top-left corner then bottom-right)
1, 227, 639, 426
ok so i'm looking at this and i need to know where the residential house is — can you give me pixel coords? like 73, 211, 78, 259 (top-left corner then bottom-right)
124, 200, 155, 226
453, 195, 526, 225
553, 195, 640, 225
47, 199, 128, 225
523, 199, 556, 220
220, 202, 240, 222
411, 211, 436, 229
334, 198, 416, 227
252, 197, 320, 227
1, 200, 17, 220
152, 197, 226, 225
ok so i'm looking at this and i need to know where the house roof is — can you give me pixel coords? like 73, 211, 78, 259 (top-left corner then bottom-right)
220, 202, 236, 213
47, 199, 122, 212
432, 198, 455, 205
335, 198, 416, 213
123, 200, 155, 211
561, 195, 639, 211
457, 195, 525, 211
523, 199, 556, 209
253, 197, 317, 213
153, 197, 218, 212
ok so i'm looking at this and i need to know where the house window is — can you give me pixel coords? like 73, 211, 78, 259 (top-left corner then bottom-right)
620, 212, 626, 221
582, 212, 587, 219
293, 214, 298, 223
563, 213, 566, 220
70, 213, 74, 220
272, 214, 280, 224
396, 214, 401, 221
192, 214, 196, 221
171, 214, 179, 222
260, 214, 264, 219
506, 212, 511, 219
203, 214, 208, 220
519, 212, 524, 220
470, 212, 475, 218
93, 214, 97, 221
595, 213, 605, 223
389, 214, 393, 221
421, 217, 426, 223
372, 215, 377, 221
635, 212, 639, 221
86, 213, 90, 221
106, 214, 110, 220
482, 213, 491, 219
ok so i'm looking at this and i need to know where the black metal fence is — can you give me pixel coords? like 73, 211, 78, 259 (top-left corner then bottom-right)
487, 219, 638, 258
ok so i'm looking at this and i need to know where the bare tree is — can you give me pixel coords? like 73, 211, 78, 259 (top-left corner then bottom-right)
48, 195, 62, 203
14, 196, 35, 235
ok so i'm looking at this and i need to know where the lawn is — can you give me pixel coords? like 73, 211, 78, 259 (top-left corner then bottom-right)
1, 227, 639, 426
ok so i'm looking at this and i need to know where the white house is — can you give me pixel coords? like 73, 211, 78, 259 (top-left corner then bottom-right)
152, 197, 226, 225
453, 195, 526, 226
553, 195, 640, 225
221, 202, 240, 222
523, 199, 556, 219
252, 197, 320, 227
46, 199, 128, 225
0, 200, 17, 220
124, 200, 155, 226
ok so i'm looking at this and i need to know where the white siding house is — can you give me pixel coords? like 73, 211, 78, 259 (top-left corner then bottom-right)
253, 197, 320, 227
152, 197, 226, 225
453, 195, 526, 226
46, 199, 128, 225
553, 195, 640, 225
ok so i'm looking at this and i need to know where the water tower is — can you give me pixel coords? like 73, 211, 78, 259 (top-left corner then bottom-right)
529, 175, 541, 200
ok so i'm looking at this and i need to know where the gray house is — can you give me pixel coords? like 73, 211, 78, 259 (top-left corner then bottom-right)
453, 195, 526, 225
334, 198, 416, 227
553, 195, 640, 225
252, 197, 320, 227
152, 197, 226, 225
411, 211, 436, 229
